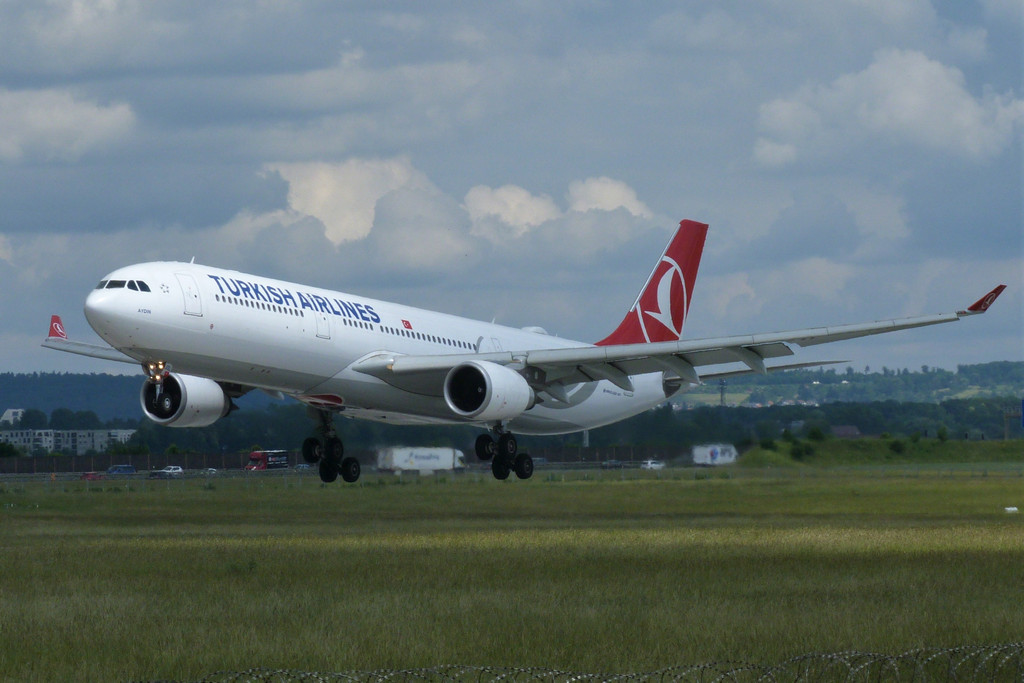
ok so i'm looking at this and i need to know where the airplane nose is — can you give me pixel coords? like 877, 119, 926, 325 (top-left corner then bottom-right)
84, 286, 117, 335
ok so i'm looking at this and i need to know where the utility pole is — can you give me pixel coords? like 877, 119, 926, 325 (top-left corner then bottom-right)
1004, 402, 1023, 441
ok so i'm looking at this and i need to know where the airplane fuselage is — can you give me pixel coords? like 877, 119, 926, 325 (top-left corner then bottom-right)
84, 261, 673, 435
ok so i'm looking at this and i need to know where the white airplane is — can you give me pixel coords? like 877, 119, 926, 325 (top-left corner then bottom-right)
43, 220, 1005, 483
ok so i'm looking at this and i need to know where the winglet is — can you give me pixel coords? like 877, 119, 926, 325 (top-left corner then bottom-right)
48, 315, 68, 339
960, 285, 1006, 316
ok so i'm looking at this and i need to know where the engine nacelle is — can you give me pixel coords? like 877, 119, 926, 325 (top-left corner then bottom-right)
140, 372, 231, 428
444, 360, 534, 422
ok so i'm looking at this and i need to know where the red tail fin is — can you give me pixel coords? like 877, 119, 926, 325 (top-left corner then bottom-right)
595, 220, 708, 346
48, 315, 68, 339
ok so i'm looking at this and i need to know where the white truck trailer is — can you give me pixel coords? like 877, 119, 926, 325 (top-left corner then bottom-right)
691, 443, 737, 466
376, 447, 466, 474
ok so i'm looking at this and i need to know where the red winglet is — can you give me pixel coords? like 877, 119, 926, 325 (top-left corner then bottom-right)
48, 315, 68, 339
966, 285, 1006, 313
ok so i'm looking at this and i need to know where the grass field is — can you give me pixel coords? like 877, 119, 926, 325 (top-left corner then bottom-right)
1, 468, 1023, 681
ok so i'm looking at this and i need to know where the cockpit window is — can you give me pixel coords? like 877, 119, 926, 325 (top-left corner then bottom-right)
106, 280, 127, 289
136, 281, 151, 292
127, 281, 138, 291
96, 280, 108, 289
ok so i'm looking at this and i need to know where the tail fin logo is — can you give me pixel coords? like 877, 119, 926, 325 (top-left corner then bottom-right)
640, 257, 687, 340
49, 315, 67, 339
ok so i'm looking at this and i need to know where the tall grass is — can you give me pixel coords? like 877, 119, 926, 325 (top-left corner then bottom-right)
1, 473, 1023, 681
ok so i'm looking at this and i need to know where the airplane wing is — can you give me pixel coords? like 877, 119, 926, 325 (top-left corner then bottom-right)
41, 315, 138, 364
354, 285, 1006, 400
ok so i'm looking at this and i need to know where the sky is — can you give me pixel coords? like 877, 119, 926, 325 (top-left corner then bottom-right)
1, 0, 1021, 378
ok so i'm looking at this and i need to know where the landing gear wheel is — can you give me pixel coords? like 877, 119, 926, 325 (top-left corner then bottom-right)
491, 456, 511, 480
340, 457, 361, 483
475, 434, 495, 461
319, 437, 343, 483
498, 433, 517, 458
318, 458, 338, 483
513, 453, 534, 480
325, 437, 344, 462
302, 437, 323, 464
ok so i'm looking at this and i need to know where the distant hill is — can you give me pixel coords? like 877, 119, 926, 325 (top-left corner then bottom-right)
680, 361, 1023, 407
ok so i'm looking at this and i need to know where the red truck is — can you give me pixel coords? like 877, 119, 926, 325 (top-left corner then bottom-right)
244, 450, 291, 471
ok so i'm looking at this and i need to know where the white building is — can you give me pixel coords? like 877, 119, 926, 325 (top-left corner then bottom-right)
0, 409, 25, 425
0, 429, 55, 454
0, 429, 135, 456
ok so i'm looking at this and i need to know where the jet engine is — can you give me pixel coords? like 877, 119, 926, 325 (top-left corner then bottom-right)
140, 372, 232, 428
444, 360, 534, 422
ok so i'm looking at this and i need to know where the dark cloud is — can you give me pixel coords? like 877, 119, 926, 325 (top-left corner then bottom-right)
729, 193, 861, 266
0, 163, 288, 234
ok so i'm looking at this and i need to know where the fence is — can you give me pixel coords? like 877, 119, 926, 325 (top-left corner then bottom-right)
0, 445, 689, 476
151, 642, 1024, 682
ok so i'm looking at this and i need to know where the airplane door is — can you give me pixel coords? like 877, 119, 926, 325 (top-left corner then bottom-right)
175, 273, 203, 316
315, 311, 330, 339
478, 336, 503, 352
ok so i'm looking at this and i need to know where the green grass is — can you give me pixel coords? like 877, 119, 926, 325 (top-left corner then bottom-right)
741, 437, 1024, 468
1, 472, 1024, 681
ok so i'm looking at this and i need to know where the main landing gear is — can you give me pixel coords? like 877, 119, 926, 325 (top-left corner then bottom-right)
302, 409, 360, 484
475, 428, 533, 481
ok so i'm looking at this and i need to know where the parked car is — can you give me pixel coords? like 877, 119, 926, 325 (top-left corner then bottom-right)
106, 464, 137, 475
148, 465, 183, 479
640, 459, 666, 470
80, 472, 106, 481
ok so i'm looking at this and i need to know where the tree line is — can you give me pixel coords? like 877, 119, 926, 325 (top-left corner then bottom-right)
2, 362, 1018, 423
3, 395, 1019, 458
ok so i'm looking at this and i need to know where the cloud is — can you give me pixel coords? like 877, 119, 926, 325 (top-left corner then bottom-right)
464, 184, 561, 239
0, 88, 135, 161
648, 10, 755, 51
981, 0, 1023, 24
752, 139, 798, 168
755, 49, 1024, 165
363, 186, 480, 274
267, 158, 434, 245
835, 185, 910, 258
566, 177, 653, 218
463, 176, 653, 244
